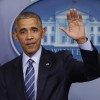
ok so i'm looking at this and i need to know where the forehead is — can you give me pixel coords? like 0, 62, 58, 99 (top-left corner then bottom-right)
16, 18, 42, 29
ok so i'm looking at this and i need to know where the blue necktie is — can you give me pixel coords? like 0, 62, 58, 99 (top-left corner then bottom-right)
25, 59, 35, 100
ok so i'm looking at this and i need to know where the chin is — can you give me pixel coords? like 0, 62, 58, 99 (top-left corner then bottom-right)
28, 50, 36, 55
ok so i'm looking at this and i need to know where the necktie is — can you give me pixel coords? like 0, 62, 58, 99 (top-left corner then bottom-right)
25, 59, 35, 100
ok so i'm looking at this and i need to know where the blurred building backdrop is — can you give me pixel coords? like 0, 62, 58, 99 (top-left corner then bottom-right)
0, 0, 100, 99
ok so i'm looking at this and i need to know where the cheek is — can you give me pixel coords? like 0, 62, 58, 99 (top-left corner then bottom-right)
17, 37, 25, 45
38, 36, 43, 42
35, 33, 42, 40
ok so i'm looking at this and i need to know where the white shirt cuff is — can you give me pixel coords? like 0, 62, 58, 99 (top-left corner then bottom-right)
78, 39, 93, 51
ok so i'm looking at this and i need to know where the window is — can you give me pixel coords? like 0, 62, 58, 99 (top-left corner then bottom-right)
98, 27, 100, 32
91, 27, 94, 32
62, 36, 66, 43
44, 36, 47, 43
97, 36, 100, 43
70, 39, 75, 44
52, 27, 55, 31
90, 34, 94, 43
51, 35, 55, 43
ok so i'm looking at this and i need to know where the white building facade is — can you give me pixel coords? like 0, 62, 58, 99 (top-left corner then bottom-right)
42, 10, 100, 47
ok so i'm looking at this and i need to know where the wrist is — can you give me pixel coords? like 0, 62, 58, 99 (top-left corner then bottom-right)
76, 37, 87, 44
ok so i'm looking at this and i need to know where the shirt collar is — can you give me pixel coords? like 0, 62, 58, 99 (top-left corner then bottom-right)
22, 46, 42, 67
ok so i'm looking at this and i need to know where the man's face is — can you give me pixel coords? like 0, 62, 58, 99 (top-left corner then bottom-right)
14, 18, 46, 57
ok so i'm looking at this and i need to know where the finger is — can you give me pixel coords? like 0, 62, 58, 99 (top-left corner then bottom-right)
73, 9, 78, 20
78, 12, 83, 21
70, 9, 74, 20
67, 12, 71, 24
67, 12, 71, 20
59, 26, 69, 34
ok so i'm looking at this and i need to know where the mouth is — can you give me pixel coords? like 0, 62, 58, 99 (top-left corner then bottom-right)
26, 42, 36, 47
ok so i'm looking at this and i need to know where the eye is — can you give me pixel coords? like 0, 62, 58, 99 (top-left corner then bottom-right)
19, 29, 26, 35
32, 29, 38, 33
20, 31, 26, 34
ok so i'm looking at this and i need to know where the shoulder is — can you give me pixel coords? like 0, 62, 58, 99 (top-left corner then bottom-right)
0, 55, 22, 71
43, 47, 72, 59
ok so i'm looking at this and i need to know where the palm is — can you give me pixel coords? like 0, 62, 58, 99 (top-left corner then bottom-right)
68, 19, 85, 40
60, 9, 86, 43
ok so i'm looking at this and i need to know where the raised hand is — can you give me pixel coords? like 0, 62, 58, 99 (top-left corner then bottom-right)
59, 8, 87, 44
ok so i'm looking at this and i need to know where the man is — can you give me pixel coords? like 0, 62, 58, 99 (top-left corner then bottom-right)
0, 8, 100, 100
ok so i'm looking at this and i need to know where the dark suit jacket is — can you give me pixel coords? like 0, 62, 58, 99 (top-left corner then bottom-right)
0, 47, 100, 100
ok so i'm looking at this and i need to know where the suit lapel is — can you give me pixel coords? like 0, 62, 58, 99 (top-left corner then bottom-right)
13, 55, 27, 100
13, 48, 54, 100
36, 48, 53, 100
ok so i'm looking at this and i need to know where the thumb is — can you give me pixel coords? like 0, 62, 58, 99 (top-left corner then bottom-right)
59, 26, 69, 35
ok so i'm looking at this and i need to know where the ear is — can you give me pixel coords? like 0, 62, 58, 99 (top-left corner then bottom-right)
12, 32, 19, 42
41, 27, 46, 38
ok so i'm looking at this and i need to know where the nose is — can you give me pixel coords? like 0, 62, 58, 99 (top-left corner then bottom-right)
27, 31, 33, 39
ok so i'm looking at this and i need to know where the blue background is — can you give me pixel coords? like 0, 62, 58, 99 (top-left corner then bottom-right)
0, 0, 100, 100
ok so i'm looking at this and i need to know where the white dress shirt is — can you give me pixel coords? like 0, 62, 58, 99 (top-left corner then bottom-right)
22, 40, 93, 100
22, 46, 42, 100
79, 39, 93, 51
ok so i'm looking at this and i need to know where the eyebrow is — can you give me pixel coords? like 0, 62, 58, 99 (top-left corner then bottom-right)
31, 27, 38, 30
19, 27, 38, 32
19, 28, 27, 32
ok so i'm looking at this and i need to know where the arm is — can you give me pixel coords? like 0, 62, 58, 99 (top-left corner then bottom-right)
59, 8, 100, 82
